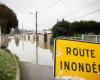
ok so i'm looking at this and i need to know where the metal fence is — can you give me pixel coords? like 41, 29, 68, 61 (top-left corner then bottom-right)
66, 34, 100, 43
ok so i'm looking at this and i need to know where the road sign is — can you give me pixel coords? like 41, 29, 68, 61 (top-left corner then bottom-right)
54, 38, 100, 80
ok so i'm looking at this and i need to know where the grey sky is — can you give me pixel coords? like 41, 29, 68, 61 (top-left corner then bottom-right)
0, 0, 100, 30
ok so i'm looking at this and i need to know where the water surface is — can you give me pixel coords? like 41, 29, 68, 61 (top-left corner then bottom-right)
7, 38, 53, 66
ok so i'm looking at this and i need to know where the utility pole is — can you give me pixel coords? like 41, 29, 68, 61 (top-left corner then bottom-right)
57, 19, 59, 23
22, 23, 23, 39
22, 23, 24, 50
36, 11, 38, 64
29, 11, 38, 64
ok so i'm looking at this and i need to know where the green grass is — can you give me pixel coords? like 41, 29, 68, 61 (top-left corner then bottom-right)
0, 49, 17, 80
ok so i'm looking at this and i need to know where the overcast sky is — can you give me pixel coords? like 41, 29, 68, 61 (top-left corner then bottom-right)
0, 0, 100, 30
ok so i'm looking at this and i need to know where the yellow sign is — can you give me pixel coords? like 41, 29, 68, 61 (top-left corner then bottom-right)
54, 38, 100, 80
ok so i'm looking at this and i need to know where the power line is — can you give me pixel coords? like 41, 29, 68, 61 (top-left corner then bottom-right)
64, 0, 100, 20
38, 0, 100, 29
38, 8, 100, 29
38, 0, 71, 25
39, 0, 61, 14
39, 0, 100, 23
76, 8, 100, 20
38, 0, 70, 15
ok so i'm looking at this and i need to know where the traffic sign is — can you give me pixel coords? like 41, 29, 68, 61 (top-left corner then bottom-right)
54, 38, 100, 80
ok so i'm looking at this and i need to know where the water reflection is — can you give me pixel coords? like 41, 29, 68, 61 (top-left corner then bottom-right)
15, 36, 20, 47
7, 35, 53, 66
38, 41, 48, 49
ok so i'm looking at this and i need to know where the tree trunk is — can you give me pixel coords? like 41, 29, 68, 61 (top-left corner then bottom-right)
0, 25, 1, 47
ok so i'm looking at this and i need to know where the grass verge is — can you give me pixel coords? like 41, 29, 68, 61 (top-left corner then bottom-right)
0, 48, 18, 80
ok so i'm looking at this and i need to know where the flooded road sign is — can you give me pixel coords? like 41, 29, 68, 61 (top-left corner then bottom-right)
54, 38, 100, 80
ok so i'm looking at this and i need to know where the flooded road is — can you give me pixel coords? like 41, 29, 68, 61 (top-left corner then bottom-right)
7, 38, 53, 66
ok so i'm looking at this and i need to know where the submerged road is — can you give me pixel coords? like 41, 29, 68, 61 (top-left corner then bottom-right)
20, 61, 53, 80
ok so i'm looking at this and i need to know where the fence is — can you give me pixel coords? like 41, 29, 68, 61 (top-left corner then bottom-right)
66, 34, 100, 43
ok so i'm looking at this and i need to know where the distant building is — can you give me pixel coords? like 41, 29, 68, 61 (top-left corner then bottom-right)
38, 30, 52, 49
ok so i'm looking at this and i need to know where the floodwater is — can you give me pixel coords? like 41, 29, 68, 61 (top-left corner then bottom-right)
7, 37, 53, 66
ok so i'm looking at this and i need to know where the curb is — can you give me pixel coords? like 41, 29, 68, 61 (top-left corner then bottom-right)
13, 55, 20, 80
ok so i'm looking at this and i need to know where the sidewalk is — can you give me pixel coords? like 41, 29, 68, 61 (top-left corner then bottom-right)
20, 61, 53, 80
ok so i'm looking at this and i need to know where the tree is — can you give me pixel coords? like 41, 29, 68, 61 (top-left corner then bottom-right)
0, 4, 18, 34
51, 20, 100, 37
51, 19, 71, 37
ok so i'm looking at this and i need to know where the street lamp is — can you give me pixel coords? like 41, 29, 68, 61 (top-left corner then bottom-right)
29, 11, 38, 64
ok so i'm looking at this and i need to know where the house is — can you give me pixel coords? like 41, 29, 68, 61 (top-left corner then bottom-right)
37, 31, 52, 49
